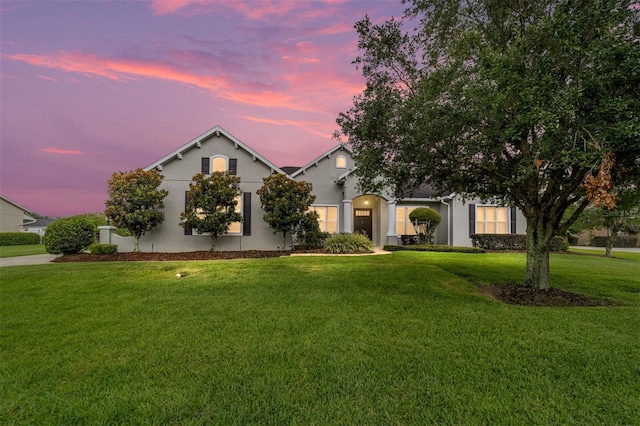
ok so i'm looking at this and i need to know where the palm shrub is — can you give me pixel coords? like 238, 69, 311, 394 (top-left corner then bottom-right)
324, 232, 373, 254
44, 216, 95, 254
409, 208, 441, 244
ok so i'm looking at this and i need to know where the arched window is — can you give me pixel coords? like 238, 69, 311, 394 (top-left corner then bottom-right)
212, 155, 228, 172
336, 155, 347, 169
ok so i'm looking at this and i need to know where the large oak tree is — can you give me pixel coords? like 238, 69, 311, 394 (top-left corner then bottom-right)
337, 0, 640, 289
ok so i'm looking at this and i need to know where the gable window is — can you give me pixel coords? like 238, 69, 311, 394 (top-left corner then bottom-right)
336, 155, 347, 169
396, 207, 418, 235
212, 156, 227, 172
201, 156, 238, 175
475, 206, 509, 234
310, 205, 338, 234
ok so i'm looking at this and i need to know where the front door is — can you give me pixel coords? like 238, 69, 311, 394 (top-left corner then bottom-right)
354, 208, 373, 240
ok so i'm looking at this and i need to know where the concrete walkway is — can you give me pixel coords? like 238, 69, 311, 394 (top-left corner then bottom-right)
0, 254, 59, 267
570, 246, 640, 253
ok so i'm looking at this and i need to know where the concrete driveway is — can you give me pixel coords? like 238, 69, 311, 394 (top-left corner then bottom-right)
0, 254, 59, 267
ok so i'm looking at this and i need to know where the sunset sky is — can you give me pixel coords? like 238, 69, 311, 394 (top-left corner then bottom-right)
1, 0, 405, 217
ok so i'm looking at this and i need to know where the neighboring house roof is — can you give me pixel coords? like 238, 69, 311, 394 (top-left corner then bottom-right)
27, 218, 56, 227
145, 125, 286, 174
290, 144, 352, 178
1, 195, 32, 214
1, 194, 36, 224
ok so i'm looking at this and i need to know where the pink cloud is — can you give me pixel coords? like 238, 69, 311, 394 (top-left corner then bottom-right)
8, 50, 361, 114
36, 74, 58, 82
42, 147, 84, 155
148, 0, 344, 20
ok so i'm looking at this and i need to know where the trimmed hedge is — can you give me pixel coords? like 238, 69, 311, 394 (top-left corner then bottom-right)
593, 236, 638, 248
471, 234, 568, 251
88, 244, 118, 255
384, 245, 485, 254
324, 233, 373, 254
0, 232, 41, 246
44, 216, 95, 255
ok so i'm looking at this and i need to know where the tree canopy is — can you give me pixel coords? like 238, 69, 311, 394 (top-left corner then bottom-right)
337, 0, 640, 289
257, 173, 316, 250
105, 168, 168, 252
180, 172, 242, 251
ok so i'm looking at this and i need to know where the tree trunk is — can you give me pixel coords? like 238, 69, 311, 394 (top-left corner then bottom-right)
525, 214, 554, 289
210, 235, 217, 252
133, 235, 140, 252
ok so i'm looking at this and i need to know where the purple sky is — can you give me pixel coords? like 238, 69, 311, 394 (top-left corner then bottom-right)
1, 0, 404, 217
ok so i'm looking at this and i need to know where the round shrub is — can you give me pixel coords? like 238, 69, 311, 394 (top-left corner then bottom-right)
409, 207, 441, 224
44, 216, 95, 255
409, 207, 441, 244
88, 243, 118, 255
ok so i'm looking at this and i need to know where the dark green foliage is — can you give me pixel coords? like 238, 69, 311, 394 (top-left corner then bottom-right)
593, 236, 638, 248
88, 244, 118, 255
105, 168, 168, 252
409, 207, 441, 244
337, 0, 640, 289
384, 245, 485, 254
472, 235, 568, 252
324, 233, 373, 254
181, 172, 242, 251
44, 216, 95, 255
296, 211, 329, 249
257, 174, 316, 250
0, 232, 41, 246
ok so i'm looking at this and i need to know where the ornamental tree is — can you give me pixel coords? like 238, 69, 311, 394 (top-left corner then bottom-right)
181, 172, 242, 251
105, 168, 168, 252
336, 0, 640, 289
409, 207, 441, 244
257, 173, 316, 250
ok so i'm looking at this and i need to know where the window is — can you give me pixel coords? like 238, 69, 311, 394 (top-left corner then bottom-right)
184, 192, 250, 236
227, 195, 242, 234
396, 207, 417, 235
201, 156, 237, 174
336, 155, 347, 169
212, 156, 227, 172
476, 206, 509, 234
310, 205, 338, 233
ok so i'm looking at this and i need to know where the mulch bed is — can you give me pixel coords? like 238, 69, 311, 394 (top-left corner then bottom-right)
481, 284, 612, 307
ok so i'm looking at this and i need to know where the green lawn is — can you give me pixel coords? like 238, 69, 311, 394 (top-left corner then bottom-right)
0, 244, 47, 258
1, 252, 638, 424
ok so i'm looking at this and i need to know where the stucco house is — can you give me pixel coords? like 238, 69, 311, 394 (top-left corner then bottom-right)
101, 125, 525, 252
0, 195, 35, 233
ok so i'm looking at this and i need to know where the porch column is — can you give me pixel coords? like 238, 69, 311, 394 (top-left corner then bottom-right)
343, 200, 352, 233
386, 201, 397, 244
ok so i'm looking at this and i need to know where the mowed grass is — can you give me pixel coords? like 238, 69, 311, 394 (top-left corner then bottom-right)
569, 247, 640, 261
1, 252, 639, 424
0, 244, 46, 258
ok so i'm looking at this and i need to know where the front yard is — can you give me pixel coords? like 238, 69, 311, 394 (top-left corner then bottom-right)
1, 251, 638, 424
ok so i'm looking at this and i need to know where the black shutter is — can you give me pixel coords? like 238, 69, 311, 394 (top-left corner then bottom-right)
243, 192, 251, 236
229, 158, 238, 175
469, 204, 476, 237
184, 191, 192, 235
201, 157, 210, 174
510, 207, 517, 234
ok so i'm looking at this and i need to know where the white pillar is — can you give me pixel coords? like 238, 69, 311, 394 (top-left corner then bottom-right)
386, 200, 397, 238
343, 200, 352, 233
